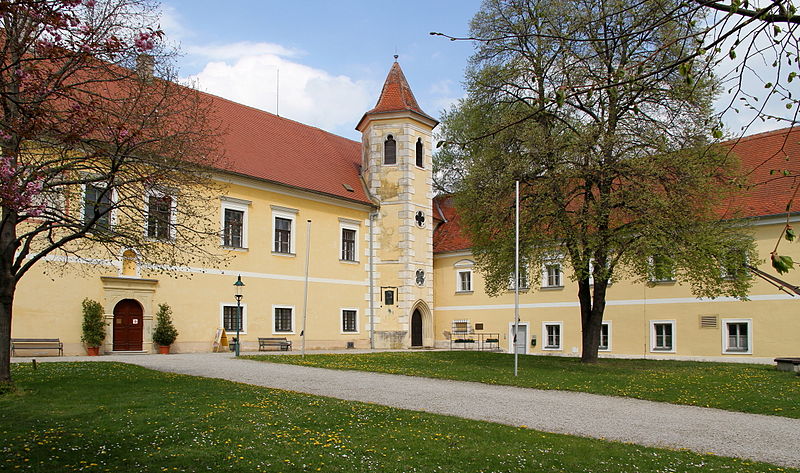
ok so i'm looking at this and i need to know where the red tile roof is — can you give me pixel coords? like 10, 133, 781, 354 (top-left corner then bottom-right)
432, 127, 800, 254
356, 61, 437, 130
205, 93, 373, 206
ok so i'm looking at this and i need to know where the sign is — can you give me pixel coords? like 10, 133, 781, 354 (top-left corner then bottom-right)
212, 328, 229, 352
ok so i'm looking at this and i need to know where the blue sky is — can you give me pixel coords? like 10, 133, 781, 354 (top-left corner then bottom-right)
159, 0, 483, 140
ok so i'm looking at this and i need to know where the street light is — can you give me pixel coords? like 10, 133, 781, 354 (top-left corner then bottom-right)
234, 275, 245, 357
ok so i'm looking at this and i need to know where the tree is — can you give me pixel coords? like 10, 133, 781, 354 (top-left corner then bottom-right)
436, 0, 758, 363
434, 0, 800, 274
0, 0, 224, 384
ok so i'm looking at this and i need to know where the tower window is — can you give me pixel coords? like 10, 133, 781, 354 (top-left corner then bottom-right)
384, 135, 396, 165
415, 138, 423, 168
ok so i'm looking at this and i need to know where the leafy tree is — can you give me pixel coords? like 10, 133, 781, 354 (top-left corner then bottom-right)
80, 298, 106, 347
0, 0, 224, 383
151, 302, 178, 347
436, 0, 758, 363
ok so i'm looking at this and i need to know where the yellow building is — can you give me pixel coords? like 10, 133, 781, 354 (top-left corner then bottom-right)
10, 61, 800, 361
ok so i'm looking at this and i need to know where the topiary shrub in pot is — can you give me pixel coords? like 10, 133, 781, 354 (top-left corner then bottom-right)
81, 298, 107, 356
152, 303, 179, 354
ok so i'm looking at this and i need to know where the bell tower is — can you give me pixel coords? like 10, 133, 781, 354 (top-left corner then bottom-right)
357, 59, 438, 348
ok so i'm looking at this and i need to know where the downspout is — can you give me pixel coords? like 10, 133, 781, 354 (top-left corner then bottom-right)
369, 211, 377, 349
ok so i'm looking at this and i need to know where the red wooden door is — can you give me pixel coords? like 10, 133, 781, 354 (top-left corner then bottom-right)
113, 299, 143, 351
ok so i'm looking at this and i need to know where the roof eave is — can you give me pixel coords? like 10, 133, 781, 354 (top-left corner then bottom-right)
356, 108, 439, 132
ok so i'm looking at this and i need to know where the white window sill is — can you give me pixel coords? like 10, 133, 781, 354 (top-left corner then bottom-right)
339, 259, 360, 264
723, 349, 752, 355
225, 331, 248, 335
649, 279, 676, 285
650, 348, 675, 353
273, 331, 295, 335
540, 286, 564, 291
543, 346, 562, 351
272, 251, 296, 257
222, 246, 248, 252
341, 331, 359, 335
455, 290, 473, 294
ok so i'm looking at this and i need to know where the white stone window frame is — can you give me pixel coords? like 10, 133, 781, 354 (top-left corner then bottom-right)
508, 261, 530, 291
598, 321, 612, 352
454, 259, 474, 293
340, 307, 359, 334
542, 321, 563, 351
144, 187, 177, 241
648, 255, 676, 283
82, 182, 117, 230
649, 319, 676, 353
339, 218, 360, 263
272, 304, 296, 335
271, 205, 298, 256
220, 197, 250, 250
541, 256, 564, 289
456, 269, 473, 293
721, 318, 753, 355
220, 302, 247, 335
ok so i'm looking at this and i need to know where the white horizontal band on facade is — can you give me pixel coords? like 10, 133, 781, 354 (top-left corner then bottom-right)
434, 293, 797, 311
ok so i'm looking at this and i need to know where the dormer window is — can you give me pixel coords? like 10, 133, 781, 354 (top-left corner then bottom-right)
415, 138, 423, 168
384, 135, 396, 165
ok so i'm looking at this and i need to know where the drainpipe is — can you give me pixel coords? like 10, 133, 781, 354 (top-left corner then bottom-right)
369, 211, 377, 350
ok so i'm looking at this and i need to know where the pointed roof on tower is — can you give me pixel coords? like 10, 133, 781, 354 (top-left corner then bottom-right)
356, 59, 439, 131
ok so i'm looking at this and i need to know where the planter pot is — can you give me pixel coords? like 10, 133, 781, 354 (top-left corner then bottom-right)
86, 346, 100, 356
158, 345, 171, 355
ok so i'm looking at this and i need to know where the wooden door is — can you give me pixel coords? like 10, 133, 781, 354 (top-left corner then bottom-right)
113, 299, 143, 351
411, 309, 423, 347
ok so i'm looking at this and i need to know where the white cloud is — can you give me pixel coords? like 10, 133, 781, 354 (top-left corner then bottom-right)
186, 50, 376, 137
187, 42, 302, 61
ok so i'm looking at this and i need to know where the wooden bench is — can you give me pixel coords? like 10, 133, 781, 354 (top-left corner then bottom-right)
258, 337, 292, 351
775, 357, 800, 373
11, 338, 63, 356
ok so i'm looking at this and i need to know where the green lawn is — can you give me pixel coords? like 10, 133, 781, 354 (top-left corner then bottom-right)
245, 351, 800, 418
1, 362, 794, 472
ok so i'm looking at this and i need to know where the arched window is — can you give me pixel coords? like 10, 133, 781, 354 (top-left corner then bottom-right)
415, 138, 423, 168
121, 249, 137, 276
384, 135, 396, 165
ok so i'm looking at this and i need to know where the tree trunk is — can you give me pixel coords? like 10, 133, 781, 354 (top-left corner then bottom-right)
0, 207, 18, 384
580, 279, 608, 363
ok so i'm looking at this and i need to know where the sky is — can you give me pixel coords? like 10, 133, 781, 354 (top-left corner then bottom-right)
157, 1, 794, 142
159, 0, 483, 140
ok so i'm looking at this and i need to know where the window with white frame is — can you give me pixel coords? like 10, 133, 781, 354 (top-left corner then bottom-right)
341, 309, 358, 333
719, 250, 748, 280
542, 259, 563, 288
457, 269, 473, 292
649, 254, 676, 282
146, 189, 175, 240
221, 198, 249, 249
272, 206, 297, 255
339, 219, 360, 262
221, 304, 246, 333
509, 260, 530, 290
599, 321, 611, 351
650, 320, 675, 352
384, 135, 396, 165
273, 306, 294, 333
722, 319, 752, 354
543, 322, 562, 350
84, 184, 112, 230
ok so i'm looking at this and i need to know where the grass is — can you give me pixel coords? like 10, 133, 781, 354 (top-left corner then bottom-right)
245, 351, 800, 418
1, 362, 795, 472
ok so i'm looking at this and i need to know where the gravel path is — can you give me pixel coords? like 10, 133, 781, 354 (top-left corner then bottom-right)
20, 352, 800, 468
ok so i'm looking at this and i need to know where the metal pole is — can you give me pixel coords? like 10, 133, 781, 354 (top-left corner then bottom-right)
235, 296, 241, 357
369, 212, 376, 350
301, 219, 311, 357
514, 180, 520, 377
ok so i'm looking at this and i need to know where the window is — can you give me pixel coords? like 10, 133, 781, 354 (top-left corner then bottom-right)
384, 135, 396, 165
599, 322, 611, 351
543, 322, 562, 350
456, 269, 472, 292
341, 228, 356, 261
273, 306, 294, 333
221, 198, 249, 249
415, 138, 423, 168
650, 254, 675, 282
722, 319, 752, 354
509, 263, 530, 290
452, 320, 471, 334
341, 309, 358, 333
415, 210, 425, 228
221, 304, 246, 333
272, 206, 297, 255
84, 184, 111, 229
542, 262, 562, 288
146, 191, 174, 240
650, 320, 675, 352
720, 250, 748, 280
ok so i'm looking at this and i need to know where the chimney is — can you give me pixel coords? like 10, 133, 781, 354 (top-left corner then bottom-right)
136, 53, 154, 81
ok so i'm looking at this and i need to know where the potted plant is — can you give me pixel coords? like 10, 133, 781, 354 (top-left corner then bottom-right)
152, 303, 179, 354
81, 298, 107, 356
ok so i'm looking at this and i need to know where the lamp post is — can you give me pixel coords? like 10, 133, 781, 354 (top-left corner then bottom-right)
234, 275, 245, 357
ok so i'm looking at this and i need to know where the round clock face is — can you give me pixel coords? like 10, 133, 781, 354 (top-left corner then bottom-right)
415, 269, 425, 286
415, 211, 425, 228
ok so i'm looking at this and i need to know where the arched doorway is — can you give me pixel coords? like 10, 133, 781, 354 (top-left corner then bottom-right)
113, 299, 143, 351
411, 309, 423, 347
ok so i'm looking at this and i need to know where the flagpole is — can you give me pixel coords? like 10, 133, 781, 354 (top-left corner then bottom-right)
301, 219, 311, 358
514, 181, 520, 377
